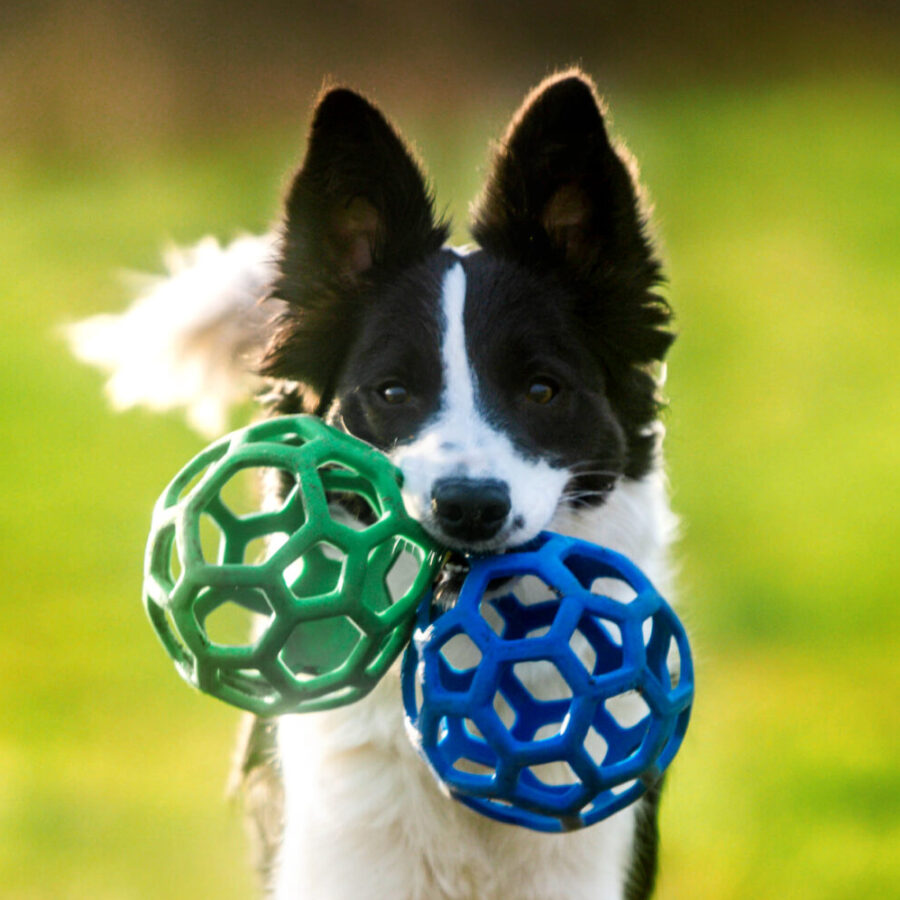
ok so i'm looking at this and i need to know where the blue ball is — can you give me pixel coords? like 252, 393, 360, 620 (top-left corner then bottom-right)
401, 532, 694, 832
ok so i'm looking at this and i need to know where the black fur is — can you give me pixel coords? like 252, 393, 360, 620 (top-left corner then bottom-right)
262, 87, 449, 414
472, 72, 674, 485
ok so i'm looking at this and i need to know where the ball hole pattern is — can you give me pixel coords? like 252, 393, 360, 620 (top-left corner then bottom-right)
533, 721, 565, 742
528, 760, 580, 788
163, 527, 183, 590
191, 463, 308, 570
279, 616, 365, 680
584, 726, 609, 765
479, 597, 505, 637
145, 415, 441, 715
511, 661, 573, 704
441, 716, 500, 784
569, 614, 623, 678
604, 691, 651, 730
589, 576, 637, 603
610, 779, 638, 796
512, 574, 559, 606
218, 667, 280, 709
243, 533, 288, 566
667, 637, 682, 689
199, 513, 226, 564
218, 465, 261, 519
384, 540, 426, 607
174, 457, 217, 504
439, 632, 482, 673
644, 610, 679, 692
284, 541, 346, 599
201, 592, 274, 649
320, 463, 383, 532
402, 532, 694, 831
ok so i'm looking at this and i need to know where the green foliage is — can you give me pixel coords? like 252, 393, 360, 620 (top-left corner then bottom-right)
1, 76, 896, 897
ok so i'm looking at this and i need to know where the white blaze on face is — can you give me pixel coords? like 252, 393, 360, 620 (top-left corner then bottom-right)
391, 258, 568, 550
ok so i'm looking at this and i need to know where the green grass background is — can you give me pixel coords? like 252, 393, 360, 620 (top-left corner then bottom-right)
2, 75, 898, 898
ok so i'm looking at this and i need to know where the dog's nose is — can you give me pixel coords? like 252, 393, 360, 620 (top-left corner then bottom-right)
431, 478, 511, 543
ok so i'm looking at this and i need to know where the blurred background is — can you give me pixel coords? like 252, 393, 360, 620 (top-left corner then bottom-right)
2, 1, 898, 897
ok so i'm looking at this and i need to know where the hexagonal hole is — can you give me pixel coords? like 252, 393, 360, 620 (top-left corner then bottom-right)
199, 512, 226, 564
527, 624, 552, 638
480, 577, 559, 641
152, 525, 181, 588
513, 661, 573, 703
243, 533, 289, 566
667, 636, 681, 690
605, 691, 650, 729
534, 720, 565, 742
413, 667, 424, 712
279, 615, 364, 678
439, 632, 482, 673
172, 446, 227, 504
452, 757, 495, 778
156, 602, 190, 660
463, 717, 484, 740
218, 465, 264, 519
585, 725, 609, 764
202, 594, 273, 648
642, 612, 680, 692
384, 539, 426, 605
610, 778, 638, 796
218, 667, 279, 705
527, 760, 579, 787
493, 690, 516, 729
511, 574, 559, 607
589, 577, 637, 603
479, 596, 506, 637
318, 463, 383, 531
569, 614, 624, 676
284, 541, 346, 599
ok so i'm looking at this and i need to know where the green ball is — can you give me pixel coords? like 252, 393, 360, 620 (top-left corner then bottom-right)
143, 416, 442, 715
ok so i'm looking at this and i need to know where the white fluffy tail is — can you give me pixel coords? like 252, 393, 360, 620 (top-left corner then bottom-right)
65, 233, 285, 437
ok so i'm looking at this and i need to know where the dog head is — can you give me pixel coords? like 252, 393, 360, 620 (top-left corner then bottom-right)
262, 71, 673, 554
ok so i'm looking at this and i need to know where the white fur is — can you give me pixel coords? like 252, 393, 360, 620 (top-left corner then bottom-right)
64, 233, 283, 437
393, 260, 569, 552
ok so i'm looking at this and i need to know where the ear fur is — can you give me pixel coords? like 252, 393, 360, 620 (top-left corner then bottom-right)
262, 87, 448, 410
471, 70, 673, 367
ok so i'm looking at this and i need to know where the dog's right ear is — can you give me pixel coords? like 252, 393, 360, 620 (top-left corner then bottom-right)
278, 88, 447, 286
263, 88, 447, 409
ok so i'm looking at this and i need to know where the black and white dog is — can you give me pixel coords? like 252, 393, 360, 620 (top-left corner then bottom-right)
70, 69, 679, 899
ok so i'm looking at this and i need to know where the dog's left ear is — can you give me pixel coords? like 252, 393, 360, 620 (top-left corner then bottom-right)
472, 71, 647, 270
472, 71, 672, 363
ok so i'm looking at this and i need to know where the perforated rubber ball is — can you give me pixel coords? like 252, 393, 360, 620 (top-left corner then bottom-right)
144, 415, 442, 715
401, 531, 693, 832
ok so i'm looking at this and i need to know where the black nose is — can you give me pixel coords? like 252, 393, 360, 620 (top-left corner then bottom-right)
431, 478, 511, 543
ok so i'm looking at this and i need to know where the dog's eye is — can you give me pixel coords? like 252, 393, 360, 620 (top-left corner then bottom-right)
377, 381, 409, 405
526, 378, 559, 405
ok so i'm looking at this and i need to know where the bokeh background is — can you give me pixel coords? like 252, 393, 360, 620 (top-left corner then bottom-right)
2, 2, 898, 897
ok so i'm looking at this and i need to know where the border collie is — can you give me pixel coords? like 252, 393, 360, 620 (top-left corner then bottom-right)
69, 69, 679, 900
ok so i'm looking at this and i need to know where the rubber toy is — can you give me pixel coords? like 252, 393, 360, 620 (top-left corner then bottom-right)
143, 415, 441, 715
402, 531, 693, 831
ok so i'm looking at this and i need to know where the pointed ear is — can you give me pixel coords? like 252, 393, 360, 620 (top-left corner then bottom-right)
279, 87, 447, 286
472, 71, 649, 275
471, 71, 672, 364
263, 88, 448, 411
